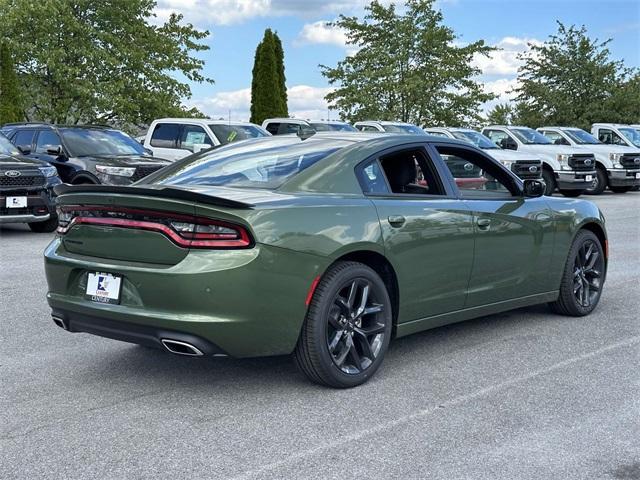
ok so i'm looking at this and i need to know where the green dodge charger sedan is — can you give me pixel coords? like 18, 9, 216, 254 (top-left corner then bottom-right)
45, 132, 607, 388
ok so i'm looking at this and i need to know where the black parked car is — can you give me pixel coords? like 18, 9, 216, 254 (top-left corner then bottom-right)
0, 133, 61, 232
1, 123, 170, 185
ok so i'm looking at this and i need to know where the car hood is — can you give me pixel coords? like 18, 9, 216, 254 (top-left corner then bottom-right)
77, 154, 171, 167
574, 144, 640, 154
0, 153, 50, 168
483, 149, 540, 161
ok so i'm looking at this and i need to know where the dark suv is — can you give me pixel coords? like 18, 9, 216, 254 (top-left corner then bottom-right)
1, 123, 170, 185
0, 133, 61, 232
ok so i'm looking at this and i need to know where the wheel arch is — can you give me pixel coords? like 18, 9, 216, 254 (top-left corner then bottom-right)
71, 172, 99, 184
579, 221, 608, 266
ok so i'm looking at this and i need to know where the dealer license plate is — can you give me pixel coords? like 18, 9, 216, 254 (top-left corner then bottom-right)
585, 175, 593, 182
86, 272, 122, 305
636, 173, 640, 179
6, 196, 27, 208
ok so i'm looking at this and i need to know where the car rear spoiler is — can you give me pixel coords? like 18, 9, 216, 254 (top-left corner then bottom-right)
53, 184, 254, 209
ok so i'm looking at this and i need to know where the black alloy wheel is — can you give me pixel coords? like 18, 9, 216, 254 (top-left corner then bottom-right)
550, 230, 605, 316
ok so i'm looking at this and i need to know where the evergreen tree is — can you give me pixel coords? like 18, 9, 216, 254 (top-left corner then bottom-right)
0, 42, 23, 124
250, 29, 288, 124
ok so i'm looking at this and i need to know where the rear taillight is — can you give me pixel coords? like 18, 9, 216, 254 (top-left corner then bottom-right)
56, 205, 252, 249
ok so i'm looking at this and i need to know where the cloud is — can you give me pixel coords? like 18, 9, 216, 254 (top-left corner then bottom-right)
474, 36, 541, 76
295, 21, 349, 48
480, 77, 520, 113
190, 85, 334, 121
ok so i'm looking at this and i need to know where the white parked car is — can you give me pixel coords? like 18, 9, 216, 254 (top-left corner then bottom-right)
482, 126, 596, 197
354, 121, 426, 134
143, 118, 270, 161
424, 127, 542, 181
537, 127, 640, 194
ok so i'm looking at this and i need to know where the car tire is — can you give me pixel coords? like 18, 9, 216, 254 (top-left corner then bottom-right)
294, 261, 393, 388
28, 215, 58, 233
585, 167, 607, 195
559, 190, 584, 197
610, 186, 632, 193
549, 230, 605, 316
541, 169, 556, 196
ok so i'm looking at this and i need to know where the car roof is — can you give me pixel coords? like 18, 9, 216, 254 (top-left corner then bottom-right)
355, 120, 419, 126
5, 123, 112, 130
154, 118, 260, 127
262, 118, 310, 124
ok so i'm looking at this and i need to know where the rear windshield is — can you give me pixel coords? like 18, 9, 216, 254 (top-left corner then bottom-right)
209, 124, 269, 145
148, 137, 349, 189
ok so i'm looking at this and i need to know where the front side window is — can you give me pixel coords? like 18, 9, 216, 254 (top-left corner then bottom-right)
279, 123, 301, 135
484, 130, 513, 148
145, 137, 349, 189
598, 128, 627, 146
264, 123, 280, 135
436, 145, 518, 199
180, 125, 213, 149
150, 123, 180, 148
35, 130, 62, 154
60, 129, 145, 157
209, 124, 269, 145
360, 125, 379, 132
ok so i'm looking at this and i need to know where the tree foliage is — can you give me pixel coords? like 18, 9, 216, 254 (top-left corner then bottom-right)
0, 0, 211, 128
321, 0, 495, 126
513, 22, 638, 130
485, 103, 514, 125
250, 29, 288, 125
0, 41, 23, 124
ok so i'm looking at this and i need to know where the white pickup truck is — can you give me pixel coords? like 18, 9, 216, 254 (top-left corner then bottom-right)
424, 127, 542, 181
142, 118, 270, 161
482, 126, 596, 197
354, 121, 426, 134
537, 126, 640, 194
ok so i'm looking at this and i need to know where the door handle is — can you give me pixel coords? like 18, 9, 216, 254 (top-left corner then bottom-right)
388, 215, 406, 227
476, 218, 491, 230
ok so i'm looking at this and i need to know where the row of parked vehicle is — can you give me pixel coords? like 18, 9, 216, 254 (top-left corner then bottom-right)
1, 117, 638, 233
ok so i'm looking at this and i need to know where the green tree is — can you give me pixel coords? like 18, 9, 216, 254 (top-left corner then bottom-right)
0, 41, 23, 124
485, 103, 514, 125
513, 22, 637, 129
0, 0, 211, 129
321, 0, 495, 126
250, 29, 288, 124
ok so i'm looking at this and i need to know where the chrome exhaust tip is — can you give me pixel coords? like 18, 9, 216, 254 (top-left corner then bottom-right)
52, 315, 68, 330
161, 339, 204, 357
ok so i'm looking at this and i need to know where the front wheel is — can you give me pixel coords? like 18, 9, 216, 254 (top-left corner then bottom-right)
541, 169, 556, 196
585, 168, 607, 195
549, 230, 605, 316
294, 261, 392, 388
560, 190, 584, 197
28, 215, 58, 233
610, 186, 632, 193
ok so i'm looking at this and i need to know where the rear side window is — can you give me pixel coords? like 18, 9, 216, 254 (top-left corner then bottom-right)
265, 123, 280, 135
150, 123, 180, 148
13, 130, 35, 149
35, 130, 62, 154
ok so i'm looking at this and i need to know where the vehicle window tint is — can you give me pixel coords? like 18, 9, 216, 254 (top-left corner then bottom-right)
150, 123, 180, 148
376, 147, 445, 196
180, 124, 213, 149
13, 130, 34, 149
598, 128, 626, 146
436, 145, 518, 198
265, 123, 280, 135
35, 130, 62, 154
361, 126, 379, 132
357, 160, 389, 194
279, 123, 300, 135
484, 130, 509, 146
543, 131, 569, 145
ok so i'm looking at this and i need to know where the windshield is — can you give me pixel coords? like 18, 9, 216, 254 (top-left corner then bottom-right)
0, 133, 20, 156
511, 127, 552, 145
309, 122, 357, 132
451, 130, 498, 149
619, 128, 640, 147
382, 124, 426, 134
564, 129, 601, 145
60, 128, 146, 157
209, 124, 269, 145
147, 137, 350, 189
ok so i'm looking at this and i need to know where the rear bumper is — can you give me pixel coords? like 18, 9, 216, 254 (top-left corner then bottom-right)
556, 170, 596, 190
608, 169, 640, 187
44, 238, 326, 357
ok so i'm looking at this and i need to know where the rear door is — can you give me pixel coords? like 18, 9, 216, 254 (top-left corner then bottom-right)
434, 143, 554, 306
147, 123, 185, 161
359, 144, 475, 323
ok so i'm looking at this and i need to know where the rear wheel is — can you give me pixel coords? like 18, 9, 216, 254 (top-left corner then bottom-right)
610, 186, 632, 193
560, 190, 584, 197
585, 167, 607, 195
28, 215, 58, 233
294, 261, 392, 388
541, 169, 556, 196
549, 230, 605, 316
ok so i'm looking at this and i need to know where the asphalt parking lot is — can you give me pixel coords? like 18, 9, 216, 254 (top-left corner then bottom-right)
1, 192, 639, 480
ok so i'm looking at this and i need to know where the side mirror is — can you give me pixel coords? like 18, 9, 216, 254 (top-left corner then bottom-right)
46, 145, 63, 156
554, 138, 568, 145
500, 138, 517, 150
17, 145, 31, 155
190, 143, 210, 154
523, 179, 545, 198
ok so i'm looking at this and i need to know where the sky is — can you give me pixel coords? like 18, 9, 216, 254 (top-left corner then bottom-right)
153, 0, 640, 122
